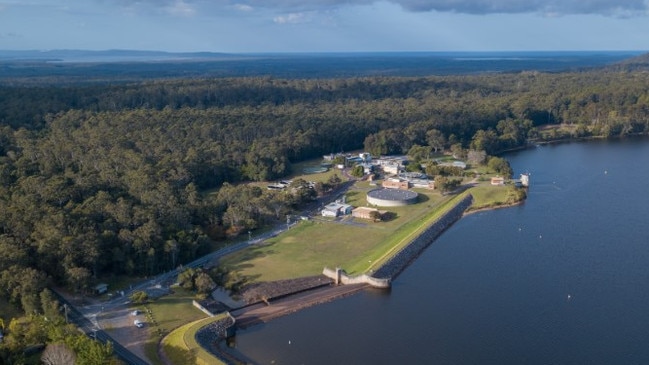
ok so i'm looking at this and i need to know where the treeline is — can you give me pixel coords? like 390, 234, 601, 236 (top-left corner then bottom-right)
1, 68, 649, 315
0, 289, 118, 364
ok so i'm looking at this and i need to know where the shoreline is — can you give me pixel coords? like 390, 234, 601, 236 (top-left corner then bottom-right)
497, 133, 649, 155
463, 199, 525, 216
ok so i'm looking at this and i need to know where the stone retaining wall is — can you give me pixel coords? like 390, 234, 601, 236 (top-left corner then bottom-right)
194, 313, 238, 364
322, 193, 473, 288
371, 193, 473, 281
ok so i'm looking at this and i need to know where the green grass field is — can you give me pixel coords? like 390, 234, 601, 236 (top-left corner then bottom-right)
219, 188, 452, 282
139, 288, 209, 365
467, 183, 522, 211
161, 314, 230, 365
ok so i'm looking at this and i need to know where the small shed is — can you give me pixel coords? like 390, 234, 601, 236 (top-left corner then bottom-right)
95, 283, 108, 295
491, 176, 505, 186
321, 202, 353, 217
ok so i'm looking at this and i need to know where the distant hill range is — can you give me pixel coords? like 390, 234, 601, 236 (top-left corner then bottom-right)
0, 49, 243, 63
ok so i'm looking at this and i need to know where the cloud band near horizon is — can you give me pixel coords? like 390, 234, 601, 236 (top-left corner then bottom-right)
235, 0, 647, 16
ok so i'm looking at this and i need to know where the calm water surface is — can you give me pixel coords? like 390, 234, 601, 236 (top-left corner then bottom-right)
229, 138, 649, 364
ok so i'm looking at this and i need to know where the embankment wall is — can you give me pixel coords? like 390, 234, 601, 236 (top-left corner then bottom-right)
371, 193, 473, 281
322, 267, 390, 288
323, 193, 473, 287
194, 313, 238, 364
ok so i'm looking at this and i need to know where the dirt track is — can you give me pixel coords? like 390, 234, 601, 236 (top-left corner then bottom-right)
231, 283, 368, 328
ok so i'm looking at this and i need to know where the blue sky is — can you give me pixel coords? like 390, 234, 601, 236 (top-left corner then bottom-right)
1, 0, 649, 53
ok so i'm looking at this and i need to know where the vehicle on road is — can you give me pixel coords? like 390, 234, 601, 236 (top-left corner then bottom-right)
134, 320, 144, 328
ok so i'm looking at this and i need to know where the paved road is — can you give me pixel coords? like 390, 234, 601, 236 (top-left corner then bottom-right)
66, 177, 359, 364
62, 230, 287, 365
51, 290, 150, 365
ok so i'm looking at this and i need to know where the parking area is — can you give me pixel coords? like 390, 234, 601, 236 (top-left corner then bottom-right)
98, 304, 150, 363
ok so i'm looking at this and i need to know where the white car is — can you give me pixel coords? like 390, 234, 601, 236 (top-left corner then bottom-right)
133, 319, 144, 328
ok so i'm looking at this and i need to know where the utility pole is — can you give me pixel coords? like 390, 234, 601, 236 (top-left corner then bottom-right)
248, 230, 252, 242
63, 303, 69, 323
286, 215, 290, 230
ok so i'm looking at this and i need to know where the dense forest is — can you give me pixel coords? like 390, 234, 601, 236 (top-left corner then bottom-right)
2, 61, 649, 324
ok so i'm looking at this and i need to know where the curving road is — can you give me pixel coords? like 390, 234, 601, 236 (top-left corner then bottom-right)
51, 290, 150, 365
63, 223, 300, 364
63, 178, 357, 364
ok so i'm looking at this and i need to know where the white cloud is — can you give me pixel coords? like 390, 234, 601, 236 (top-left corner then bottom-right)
273, 12, 312, 23
233, 3, 254, 12
239, 0, 649, 17
164, 0, 195, 16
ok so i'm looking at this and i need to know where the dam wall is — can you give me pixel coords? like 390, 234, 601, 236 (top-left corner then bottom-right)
371, 193, 474, 281
322, 267, 390, 288
323, 193, 473, 287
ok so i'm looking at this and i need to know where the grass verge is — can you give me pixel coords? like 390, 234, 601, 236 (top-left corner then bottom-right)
139, 288, 208, 365
467, 184, 524, 211
363, 191, 470, 273
161, 314, 230, 365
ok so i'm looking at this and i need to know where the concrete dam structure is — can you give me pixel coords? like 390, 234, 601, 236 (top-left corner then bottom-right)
200, 193, 475, 361
371, 193, 473, 282
324, 193, 474, 287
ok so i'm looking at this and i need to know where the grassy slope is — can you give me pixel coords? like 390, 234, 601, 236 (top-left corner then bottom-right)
468, 183, 522, 211
219, 187, 451, 281
364, 191, 471, 272
161, 315, 229, 365
138, 288, 208, 365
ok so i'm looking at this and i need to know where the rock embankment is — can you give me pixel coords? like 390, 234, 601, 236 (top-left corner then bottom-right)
232, 283, 367, 329
238, 275, 333, 305
194, 315, 239, 364
372, 193, 473, 281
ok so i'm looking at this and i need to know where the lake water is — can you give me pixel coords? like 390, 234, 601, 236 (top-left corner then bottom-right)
228, 138, 649, 364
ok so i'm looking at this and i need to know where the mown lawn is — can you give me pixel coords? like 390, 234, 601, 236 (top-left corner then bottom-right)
139, 287, 208, 365
219, 189, 451, 281
161, 315, 229, 365
468, 183, 521, 210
